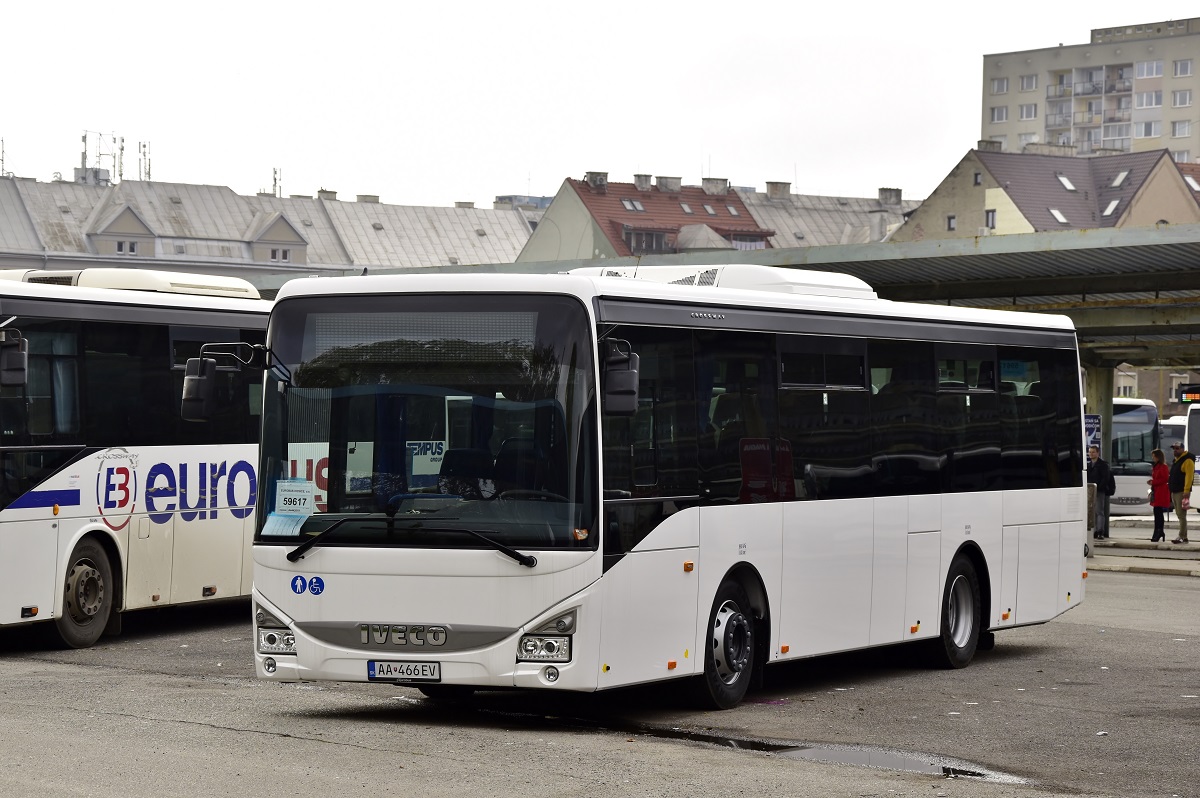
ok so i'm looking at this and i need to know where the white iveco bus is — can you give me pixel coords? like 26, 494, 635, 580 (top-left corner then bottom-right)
209, 264, 1085, 709
0, 268, 268, 647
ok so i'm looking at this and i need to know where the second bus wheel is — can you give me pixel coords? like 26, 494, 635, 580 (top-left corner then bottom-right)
693, 578, 755, 710
55, 537, 114, 649
928, 554, 981, 669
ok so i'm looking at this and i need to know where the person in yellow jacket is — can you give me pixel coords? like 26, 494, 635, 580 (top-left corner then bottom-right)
1168, 442, 1194, 544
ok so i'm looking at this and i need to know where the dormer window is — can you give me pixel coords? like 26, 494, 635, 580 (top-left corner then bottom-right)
620, 199, 645, 212
1112, 171, 1129, 187
270, 248, 291, 262
1056, 174, 1076, 191
116, 241, 138, 255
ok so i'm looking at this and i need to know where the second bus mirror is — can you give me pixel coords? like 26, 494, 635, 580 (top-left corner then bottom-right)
0, 334, 28, 387
182, 357, 217, 421
603, 340, 640, 416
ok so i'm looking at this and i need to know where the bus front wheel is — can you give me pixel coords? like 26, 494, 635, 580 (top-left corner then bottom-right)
929, 555, 981, 669
55, 538, 113, 649
693, 579, 755, 710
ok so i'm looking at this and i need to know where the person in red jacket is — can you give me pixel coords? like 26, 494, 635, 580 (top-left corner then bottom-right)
1148, 448, 1171, 543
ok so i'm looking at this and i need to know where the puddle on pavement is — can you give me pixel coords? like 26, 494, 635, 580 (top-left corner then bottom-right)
649, 727, 1028, 784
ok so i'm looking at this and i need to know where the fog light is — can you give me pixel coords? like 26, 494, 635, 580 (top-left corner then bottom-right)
263, 657, 277, 674
544, 666, 559, 682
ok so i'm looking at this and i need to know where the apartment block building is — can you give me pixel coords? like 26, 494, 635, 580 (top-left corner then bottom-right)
981, 18, 1200, 162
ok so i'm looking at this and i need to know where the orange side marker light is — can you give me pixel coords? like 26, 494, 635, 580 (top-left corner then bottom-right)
910, 621, 920, 633
780, 644, 790, 654
667, 660, 677, 670
683, 561, 694, 572
53, 504, 59, 516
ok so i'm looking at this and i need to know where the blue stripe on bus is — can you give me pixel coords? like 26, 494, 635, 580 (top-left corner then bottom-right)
8, 489, 82, 509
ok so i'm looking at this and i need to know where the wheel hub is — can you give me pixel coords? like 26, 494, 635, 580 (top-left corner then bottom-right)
712, 601, 752, 684
65, 561, 104, 623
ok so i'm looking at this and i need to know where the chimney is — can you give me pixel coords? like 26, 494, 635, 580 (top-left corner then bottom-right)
454, 201, 475, 209
701, 177, 729, 196
633, 174, 652, 191
356, 194, 380, 203
1022, 143, 1077, 157
878, 187, 902, 206
655, 176, 681, 193
585, 171, 608, 192
766, 181, 791, 200
317, 188, 338, 200
976, 140, 1004, 153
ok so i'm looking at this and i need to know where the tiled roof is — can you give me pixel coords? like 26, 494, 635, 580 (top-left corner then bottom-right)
1177, 162, 1200, 207
738, 190, 920, 247
974, 149, 1168, 230
566, 177, 773, 256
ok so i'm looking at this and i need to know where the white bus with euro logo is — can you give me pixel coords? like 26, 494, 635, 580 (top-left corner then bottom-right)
186, 263, 1086, 709
0, 268, 269, 648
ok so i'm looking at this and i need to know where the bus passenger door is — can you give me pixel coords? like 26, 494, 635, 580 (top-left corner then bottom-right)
126, 515, 172, 610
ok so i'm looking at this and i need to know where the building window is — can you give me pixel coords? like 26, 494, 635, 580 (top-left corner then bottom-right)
985, 209, 996, 229
680, 203, 693, 214
1049, 208, 1069, 224
990, 106, 1008, 123
1175, 151, 1192, 164
116, 240, 138, 255
1135, 121, 1162, 138
1173, 120, 1192, 138
1175, 59, 1194, 77
726, 205, 739, 216
730, 236, 766, 251
1112, 170, 1129, 187
1103, 199, 1120, 217
623, 230, 670, 254
703, 205, 716, 215
946, 215, 957, 231
1174, 89, 1193, 107
1020, 74, 1037, 92
620, 198, 645, 212
1136, 60, 1164, 78
1057, 174, 1077, 191
991, 77, 1009, 94
1136, 90, 1163, 109
270, 248, 291, 262
1019, 103, 1038, 120
989, 134, 1007, 150
1018, 132, 1038, 148
973, 171, 982, 186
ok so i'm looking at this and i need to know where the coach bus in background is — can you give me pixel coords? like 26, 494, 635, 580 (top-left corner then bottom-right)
0, 268, 268, 647
1108, 398, 1159, 515
186, 264, 1085, 709
1161, 415, 1186, 452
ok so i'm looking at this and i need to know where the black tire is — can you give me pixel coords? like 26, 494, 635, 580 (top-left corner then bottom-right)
693, 578, 755, 710
417, 685, 476, 701
929, 555, 981, 669
55, 537, 113, 649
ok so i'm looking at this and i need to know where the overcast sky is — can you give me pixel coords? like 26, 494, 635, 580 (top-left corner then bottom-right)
4, 1, 1197, 207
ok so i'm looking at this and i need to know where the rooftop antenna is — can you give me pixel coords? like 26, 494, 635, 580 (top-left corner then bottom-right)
138, 141, 151, 181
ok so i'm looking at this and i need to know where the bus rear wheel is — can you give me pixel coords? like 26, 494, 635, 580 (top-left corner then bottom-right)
55, 538, 113, 649
929, 555, 981, 669
693, 579, 755, 710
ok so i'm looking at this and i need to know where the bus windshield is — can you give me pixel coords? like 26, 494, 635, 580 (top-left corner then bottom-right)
1111, 402, 1157, 476
258, 293, 598, 552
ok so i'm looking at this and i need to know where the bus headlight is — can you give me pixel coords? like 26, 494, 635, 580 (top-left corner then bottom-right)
257, 628, 296, 654
518, 634, 571, 663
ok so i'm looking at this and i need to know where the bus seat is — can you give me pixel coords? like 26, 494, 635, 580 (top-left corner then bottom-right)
493, 438, 541, 495
999, 381, 1019, 395
437, 448, 494, 499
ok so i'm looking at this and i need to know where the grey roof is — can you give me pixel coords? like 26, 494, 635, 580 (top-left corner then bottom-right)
0, 177, 536, 279
974, 149, 1168, 230
737, 189, 920, 247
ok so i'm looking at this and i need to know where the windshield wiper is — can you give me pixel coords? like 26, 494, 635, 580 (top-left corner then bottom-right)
442, 528, 538, 568
287, 517, 360, 562
286, 517, 537, 568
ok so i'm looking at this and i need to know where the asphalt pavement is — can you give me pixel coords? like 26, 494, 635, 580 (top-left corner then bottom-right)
1090, 512, 1200, 577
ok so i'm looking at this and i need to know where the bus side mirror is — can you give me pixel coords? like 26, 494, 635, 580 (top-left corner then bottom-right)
182, 357, 216, 421
0, 335, 27, 387
603, 339, 639, 416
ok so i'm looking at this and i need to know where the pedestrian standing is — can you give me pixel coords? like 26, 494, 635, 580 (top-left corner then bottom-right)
1168, 442, 1195, 544
1087, 445, 1115, 539
1148, 448, 1170, 543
